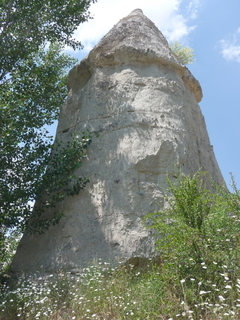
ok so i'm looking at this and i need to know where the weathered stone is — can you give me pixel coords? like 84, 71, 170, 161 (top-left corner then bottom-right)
10, 9, 225, 277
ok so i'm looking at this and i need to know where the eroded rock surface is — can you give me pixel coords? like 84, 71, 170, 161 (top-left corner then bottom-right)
10, 9, 225, 277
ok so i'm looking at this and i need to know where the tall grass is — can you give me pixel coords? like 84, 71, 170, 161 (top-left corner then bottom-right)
1, 261, 240, 319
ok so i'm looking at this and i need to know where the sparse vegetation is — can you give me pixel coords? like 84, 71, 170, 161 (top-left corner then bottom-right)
1, 172, 240, 319
170, 42, 196, 65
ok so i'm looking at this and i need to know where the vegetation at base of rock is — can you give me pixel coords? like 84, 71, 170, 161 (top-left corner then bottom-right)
170, 42, 196, 65
144, 171, 240, 291
0, 260, 240, 320
1, 172, 240, 319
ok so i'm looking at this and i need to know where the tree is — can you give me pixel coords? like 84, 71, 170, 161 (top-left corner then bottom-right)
0, 43, 75, 231
170, 41, 196, 65
0, 0, 96, 84
0, 0, 96, 273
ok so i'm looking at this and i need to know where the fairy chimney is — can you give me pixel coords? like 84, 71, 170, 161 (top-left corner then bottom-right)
10, 9, 225, 276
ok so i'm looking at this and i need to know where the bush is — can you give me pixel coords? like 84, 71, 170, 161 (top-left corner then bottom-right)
170, 42, 196, 65
144, 171, 240, 316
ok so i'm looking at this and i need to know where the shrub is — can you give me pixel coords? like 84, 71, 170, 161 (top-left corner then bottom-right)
144, 171, 240, 315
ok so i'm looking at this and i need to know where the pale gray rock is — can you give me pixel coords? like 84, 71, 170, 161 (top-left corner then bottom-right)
10, 9, 225, 277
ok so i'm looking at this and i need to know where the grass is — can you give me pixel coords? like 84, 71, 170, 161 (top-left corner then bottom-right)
0, 259, 240, 320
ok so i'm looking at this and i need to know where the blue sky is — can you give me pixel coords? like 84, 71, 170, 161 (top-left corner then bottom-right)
61, 0, 240, 188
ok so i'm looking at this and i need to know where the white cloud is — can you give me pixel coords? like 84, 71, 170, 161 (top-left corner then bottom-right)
163, 13, 196, 43
220, 29, 240, 63
72, 0, 200, 54
221, 42, 240, 63
187, 0, 201, 19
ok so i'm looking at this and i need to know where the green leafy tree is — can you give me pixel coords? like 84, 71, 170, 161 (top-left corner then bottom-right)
0, 0, 96, 84
170, 41, 196, 65
0, 43, 74, 229
0, 0, 96, 273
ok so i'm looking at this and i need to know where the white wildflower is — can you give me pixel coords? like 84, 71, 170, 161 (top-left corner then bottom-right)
199, 290, 208, 295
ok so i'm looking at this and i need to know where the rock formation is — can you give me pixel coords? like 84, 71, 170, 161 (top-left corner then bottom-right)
10, 9, 225, 276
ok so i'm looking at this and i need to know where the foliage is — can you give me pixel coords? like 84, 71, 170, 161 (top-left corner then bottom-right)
144, 171, 240, 312
28, 131, 92, 235
0, 127, 92, 275
0, 0, 96, 84
0, 261, 240, 320
0, 44, 73, 229
0, 232, 21, 279
170, 41, 196, 65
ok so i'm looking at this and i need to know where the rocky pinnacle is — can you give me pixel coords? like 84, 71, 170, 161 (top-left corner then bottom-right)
10, 9, 225, 277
